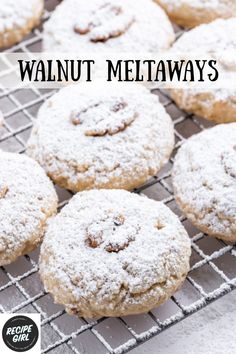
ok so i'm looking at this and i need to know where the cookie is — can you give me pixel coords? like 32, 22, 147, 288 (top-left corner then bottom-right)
0, 0, 44, 49
40, 189, 191, 318
0, 151, 58, 266
172, 123, 236, 242
27, 82, 174, 192
169, 18, 236, 123
0, 111, 4, 128
43, 0, 174, 53
155, 0, 236, 28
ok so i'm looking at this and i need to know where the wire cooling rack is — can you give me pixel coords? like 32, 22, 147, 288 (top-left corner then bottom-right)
0, 1, 236, 353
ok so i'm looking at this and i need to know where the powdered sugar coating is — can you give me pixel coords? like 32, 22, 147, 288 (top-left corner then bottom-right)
0, 0, 44, 48
0, 0, 41, 31
43, 0, 174, 53
155, 0, 236, 28
0, 151, 58, 266
170, 18, 236, 123
173, 123, 236, 242
172, 18, 236, 54
27, 82, 174, 192
40, 189, 191, 317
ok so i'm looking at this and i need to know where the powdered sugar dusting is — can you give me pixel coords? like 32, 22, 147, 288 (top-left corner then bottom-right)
173, 123, 236, 241
43, 0, 174, 52
27, 82, 174, 192
0, 0, 42, 32
171, 18, 236, 103
0, 151, 58, 266
172, 18, 236, 65
40, 189, 191, 317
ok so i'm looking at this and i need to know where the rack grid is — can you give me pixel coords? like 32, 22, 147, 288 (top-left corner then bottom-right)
0, 1, 235, 353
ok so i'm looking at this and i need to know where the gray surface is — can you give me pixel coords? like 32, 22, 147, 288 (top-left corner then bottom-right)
129, 290, 236, 354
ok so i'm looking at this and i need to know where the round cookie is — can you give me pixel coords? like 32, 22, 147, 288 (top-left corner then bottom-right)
27, 82, 174, 192
172, 123, 236, 242
155, 0, 236, 28
40, 189, 191, 318
0, 0, 44, 49
43, 0, 174, 53
169, 18, 236, 123
0, 151, 58, 266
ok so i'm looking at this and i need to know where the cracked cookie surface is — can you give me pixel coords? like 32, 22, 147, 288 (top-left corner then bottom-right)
0, 0, 44, 48
27, 82, 174, 192
40, 189, 191, 317
43, 0, 174, 53
172, 123, 236, 242
0, 151, 58, 266
155, 0, 236, 28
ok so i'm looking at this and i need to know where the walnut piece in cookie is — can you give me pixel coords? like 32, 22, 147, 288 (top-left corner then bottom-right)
0, 151, 58, 266
70, 96, 137, 136
27, 82, 174, 192
74, 2, 134, 42
0, 184, 8, 199
172, 123, 236, 242
85, 210, 138, 252
39, 189, 191, 318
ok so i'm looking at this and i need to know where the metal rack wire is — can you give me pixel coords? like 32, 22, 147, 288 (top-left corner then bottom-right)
0, 1, 235, 353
